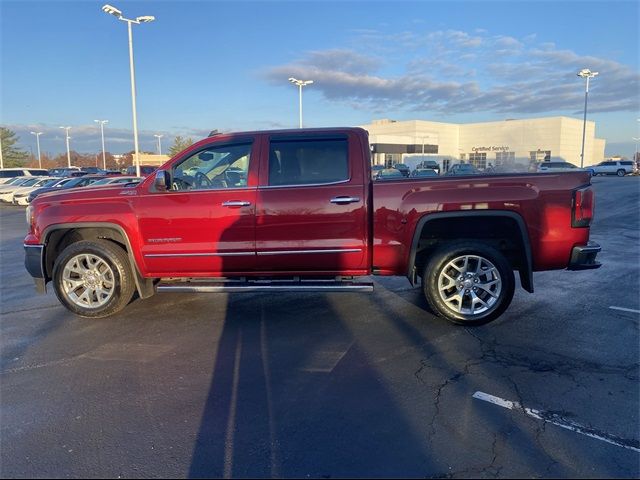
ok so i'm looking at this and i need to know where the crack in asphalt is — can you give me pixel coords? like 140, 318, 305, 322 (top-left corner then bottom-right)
1, 303, 62, 315
463, 328, 638, 381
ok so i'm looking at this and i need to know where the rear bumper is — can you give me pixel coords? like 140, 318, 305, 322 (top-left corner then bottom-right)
24, 244, 47, 293
568, 242, 601, 270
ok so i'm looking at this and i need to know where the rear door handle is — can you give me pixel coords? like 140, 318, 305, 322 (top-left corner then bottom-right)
222, 201, 251, 207
330, 196, 361, 204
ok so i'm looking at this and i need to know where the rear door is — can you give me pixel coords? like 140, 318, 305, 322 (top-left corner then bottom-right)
255, 132, 368, 274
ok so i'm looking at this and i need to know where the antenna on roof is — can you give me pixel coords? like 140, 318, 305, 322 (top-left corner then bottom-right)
208, 129, 220, 137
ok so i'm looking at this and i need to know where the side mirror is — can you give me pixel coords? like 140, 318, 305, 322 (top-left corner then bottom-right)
154, 170, 170, 191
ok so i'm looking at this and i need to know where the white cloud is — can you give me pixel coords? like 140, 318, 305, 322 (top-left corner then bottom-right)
262, 29, 640, 116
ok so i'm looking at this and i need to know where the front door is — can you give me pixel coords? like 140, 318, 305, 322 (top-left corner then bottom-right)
135, 138, 258, 276
255, 133, 367, 274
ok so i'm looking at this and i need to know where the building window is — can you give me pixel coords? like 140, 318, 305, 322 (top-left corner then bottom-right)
530, 150, 551, 162
469, 152, 487, 170
495, 152, 515, 164
460, 154, 466, 160
385, 154, 402, 167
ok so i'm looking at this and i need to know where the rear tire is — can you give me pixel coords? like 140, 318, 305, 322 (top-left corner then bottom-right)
617, 169, 625, 177
422, 241, 515, 325
52, 239, 135, 318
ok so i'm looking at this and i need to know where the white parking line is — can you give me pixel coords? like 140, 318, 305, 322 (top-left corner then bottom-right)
609, 306, 640, 314
473, 391, 640, 453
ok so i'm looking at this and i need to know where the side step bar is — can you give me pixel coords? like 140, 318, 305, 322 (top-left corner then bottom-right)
156, 279, 374, 293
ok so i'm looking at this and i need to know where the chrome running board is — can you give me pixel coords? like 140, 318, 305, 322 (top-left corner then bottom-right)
156, 277, 373, 293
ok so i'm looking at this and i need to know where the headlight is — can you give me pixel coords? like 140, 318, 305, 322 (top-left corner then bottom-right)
26, 205, 34, 227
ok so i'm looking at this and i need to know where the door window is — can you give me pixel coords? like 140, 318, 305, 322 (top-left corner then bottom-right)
171, 143, 252, 191
268, 138, 348, 186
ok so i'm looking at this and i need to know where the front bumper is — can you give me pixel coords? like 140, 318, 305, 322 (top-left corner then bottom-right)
24, 244, 47, 293
568, 242, 602, 270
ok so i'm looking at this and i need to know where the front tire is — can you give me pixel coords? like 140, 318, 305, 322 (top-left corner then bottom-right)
52, 240, 136, 318
422, 241, 515, 325
617, 169, 626, 177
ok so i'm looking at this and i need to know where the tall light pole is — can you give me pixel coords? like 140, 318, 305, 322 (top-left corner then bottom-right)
59, 126, 72, 167
288, 77, 314, 128
30, 131, 43, 168
154, 134, 163, 155
0, 133, 3, 169
94, 119, 108, 170
101, 4, 155, 177
577, 68, 599, 168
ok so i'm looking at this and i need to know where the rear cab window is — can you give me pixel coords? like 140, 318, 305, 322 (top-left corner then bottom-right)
267, 137, 349, 186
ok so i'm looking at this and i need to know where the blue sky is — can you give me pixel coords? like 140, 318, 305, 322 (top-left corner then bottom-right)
1, 0, 639, 156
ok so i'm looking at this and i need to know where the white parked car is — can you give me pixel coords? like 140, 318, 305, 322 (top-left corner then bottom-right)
0, 176, 32, 191
11, 177, 60, 205
588, 160, 636, 177
0, 177, 52, 202
0, 168, 49, 185
537, 161, 585, 173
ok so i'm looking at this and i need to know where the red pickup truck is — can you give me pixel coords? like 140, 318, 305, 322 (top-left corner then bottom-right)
24, 128, 600, 324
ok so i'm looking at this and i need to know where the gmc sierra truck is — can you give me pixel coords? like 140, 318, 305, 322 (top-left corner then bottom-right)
24, 128, 601, 324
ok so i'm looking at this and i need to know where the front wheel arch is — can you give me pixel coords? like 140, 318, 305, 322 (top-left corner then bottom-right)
42, 224, 155, 299
52, 239, 136, 318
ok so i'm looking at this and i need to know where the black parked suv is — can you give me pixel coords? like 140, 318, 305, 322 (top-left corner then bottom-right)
392, 163, 410, 177
415, 160, 441, 175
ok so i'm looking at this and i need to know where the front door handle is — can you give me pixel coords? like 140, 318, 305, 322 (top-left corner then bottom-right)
330, 196, 360, 204
222, 201, 251, 207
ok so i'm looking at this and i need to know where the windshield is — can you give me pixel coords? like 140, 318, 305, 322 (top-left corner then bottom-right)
20, 177, 41, 187
5, 177, 26, 185
41, 178, 61, 188
91, 177, 138, 186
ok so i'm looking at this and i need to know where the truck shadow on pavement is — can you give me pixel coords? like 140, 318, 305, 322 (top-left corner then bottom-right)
187, 293, 439, 478
185, 280, 579, 478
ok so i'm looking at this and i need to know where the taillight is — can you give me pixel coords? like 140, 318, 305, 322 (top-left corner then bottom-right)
572, 186, 594, 227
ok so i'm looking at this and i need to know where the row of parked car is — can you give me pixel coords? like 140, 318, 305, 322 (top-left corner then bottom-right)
0, 165, 160, 206
372, 159, 638, 180
0, 174, 142, 206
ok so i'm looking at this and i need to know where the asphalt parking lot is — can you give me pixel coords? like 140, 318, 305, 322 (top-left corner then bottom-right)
1, 176, 638, 478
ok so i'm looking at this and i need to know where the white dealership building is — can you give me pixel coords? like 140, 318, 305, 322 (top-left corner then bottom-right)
360, 116, 606, 171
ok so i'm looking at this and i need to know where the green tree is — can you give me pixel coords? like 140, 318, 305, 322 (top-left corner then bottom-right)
0, 127, 29, 168
168, 136, 194, 157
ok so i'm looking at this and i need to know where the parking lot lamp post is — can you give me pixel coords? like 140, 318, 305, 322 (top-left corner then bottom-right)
30, 131, 43, 168
154, 134, 163, 155
59, 126, 72, 167
288, 77, 314, 128
101, 4, 155, 177
0, 134, 3, 169
94, 120, 108, 170
577, 69, 598, 168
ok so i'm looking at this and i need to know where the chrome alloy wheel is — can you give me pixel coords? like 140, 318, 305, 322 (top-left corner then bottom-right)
437, 254, 502, 317
62, 254, 115, 309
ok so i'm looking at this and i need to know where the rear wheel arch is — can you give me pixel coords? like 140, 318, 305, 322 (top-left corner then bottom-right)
406, 211, 533, 293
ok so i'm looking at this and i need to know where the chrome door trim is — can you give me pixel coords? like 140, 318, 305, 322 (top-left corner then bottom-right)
144, 252, 255, 258
256, 248, 362, 256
